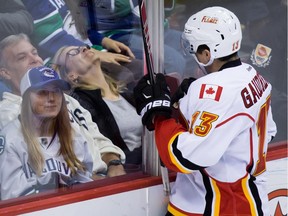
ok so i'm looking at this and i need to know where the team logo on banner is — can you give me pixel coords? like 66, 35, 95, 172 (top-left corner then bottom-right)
250, 43, 272, 68
199, 84, 223, 101
0, 136, 5, 155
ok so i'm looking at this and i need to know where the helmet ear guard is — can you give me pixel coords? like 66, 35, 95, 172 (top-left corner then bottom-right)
181, 6, 242, 59
180, 33, 195, 56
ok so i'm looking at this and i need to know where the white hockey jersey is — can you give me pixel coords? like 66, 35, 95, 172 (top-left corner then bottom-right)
154, 61, 277, 215
0, 119, 93, 200
0, 92, 125, 173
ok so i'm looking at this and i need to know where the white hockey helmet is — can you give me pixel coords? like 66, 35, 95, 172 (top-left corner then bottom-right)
181, 6, 242, 59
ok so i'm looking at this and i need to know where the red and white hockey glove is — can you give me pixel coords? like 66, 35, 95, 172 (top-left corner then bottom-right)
133, 73, 172, 131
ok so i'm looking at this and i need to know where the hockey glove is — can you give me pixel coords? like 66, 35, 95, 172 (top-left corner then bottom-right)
133, 73, 172, 131
171, 77, 196, 105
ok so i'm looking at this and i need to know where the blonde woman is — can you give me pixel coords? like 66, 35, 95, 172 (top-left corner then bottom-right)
52, 45, 142, 167
0, 66, 93, 200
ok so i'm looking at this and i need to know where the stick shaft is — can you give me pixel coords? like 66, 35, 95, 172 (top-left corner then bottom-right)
138, 0, 155, 85
138, 0, 171, 196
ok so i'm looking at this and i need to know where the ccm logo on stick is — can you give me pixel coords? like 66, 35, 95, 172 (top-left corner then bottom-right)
141, 100, 170, 116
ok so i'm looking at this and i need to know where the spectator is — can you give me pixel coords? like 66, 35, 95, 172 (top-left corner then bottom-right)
0, 0, 34, 99
20, 0, 143, 91
20, 0, 139, 65
0, 0, 33, 41
0, 66, 94, 200
52, 45, 143, 166
0, 33, 126, 178
69, 0, 191, 78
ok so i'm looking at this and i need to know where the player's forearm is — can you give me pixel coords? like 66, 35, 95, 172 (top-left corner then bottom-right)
154, 116, 188, 172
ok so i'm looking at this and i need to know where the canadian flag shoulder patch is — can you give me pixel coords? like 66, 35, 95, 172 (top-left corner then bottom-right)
199, 84, 223, 102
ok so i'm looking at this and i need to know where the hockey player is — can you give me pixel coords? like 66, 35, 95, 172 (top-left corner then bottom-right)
133, 6, 277, 215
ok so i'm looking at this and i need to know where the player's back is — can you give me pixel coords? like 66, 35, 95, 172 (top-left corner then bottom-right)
171, 61, 277, 214
181, 61, 276, 179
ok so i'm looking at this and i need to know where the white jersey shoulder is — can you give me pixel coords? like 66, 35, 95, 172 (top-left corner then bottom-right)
182, 63, 273, 127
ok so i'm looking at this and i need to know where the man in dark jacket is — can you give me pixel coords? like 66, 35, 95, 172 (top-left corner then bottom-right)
0, 0, 33, 41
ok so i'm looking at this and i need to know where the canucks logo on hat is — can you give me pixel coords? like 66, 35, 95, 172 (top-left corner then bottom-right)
20, 66, 71, 95
42, 67, 57, 78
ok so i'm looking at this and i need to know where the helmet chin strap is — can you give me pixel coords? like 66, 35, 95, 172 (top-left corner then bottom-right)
192, 54, 214, 75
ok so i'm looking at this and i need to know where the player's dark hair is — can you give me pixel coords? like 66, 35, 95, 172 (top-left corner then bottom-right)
218, 52, 238, 61
196, 44, 210, 54
197, 44, 238, 61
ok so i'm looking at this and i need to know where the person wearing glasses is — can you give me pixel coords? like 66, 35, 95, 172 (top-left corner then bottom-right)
0, 33, 127, 180
20, 0, 143, 89
0, 66, 94, 200
52, 45, 143, 167
21, 0, 134, 62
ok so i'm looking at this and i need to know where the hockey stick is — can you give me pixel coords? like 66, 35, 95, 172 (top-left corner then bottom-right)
138, 0, 155, 85
138, 0, 171, 196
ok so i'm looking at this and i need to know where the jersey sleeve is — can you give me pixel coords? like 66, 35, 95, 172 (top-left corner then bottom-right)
267, 105, 277, 142
71, 139, 94, 183
0, 93, 22, 131
22, 0, 85, 60
154, 116, 189, 173
0, 137, 36, 200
